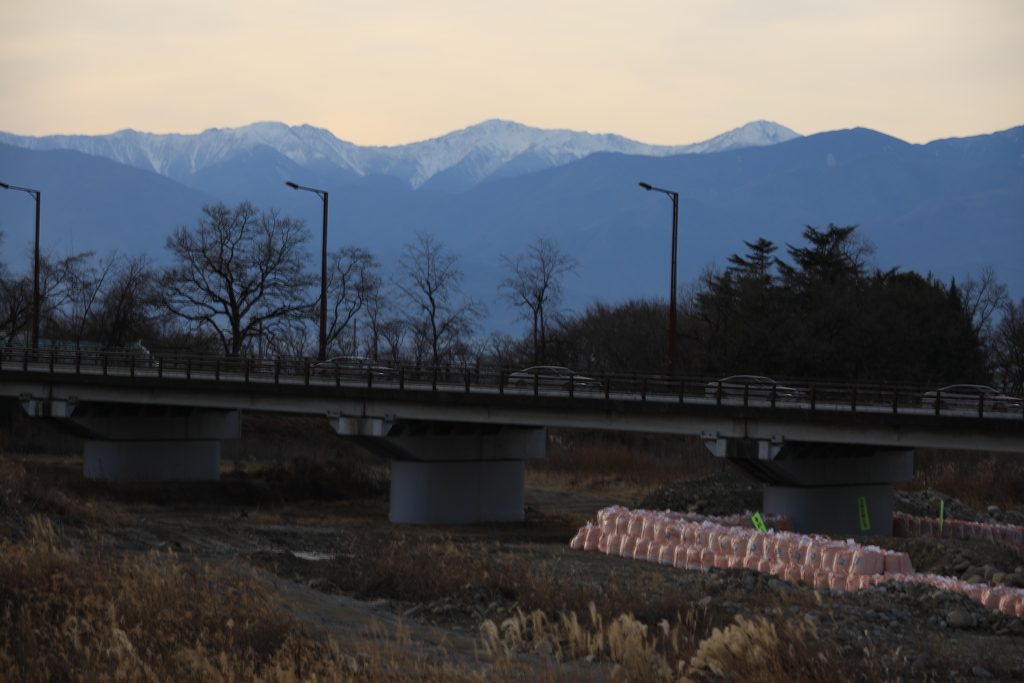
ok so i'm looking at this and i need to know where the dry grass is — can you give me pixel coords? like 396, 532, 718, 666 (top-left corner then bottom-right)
0, 455, 120, 529
902, 448, 1024, 511
481, 603, 862, 683
534, 430, 719, 495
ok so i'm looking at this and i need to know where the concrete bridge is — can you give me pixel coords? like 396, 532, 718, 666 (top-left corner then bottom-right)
2, 348, 1022, 533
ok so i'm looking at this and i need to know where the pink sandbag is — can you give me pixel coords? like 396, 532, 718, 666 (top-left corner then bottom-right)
909, 516, 921, 536
832, 548, 854, 573
714, 553, 730, 569
783, 566, 802, 583
686, 547, 702, 569
584, 526, 602, 552
726, 555, 743, 569
981, 587, 1006, 610
570, 527, 587, 550
700, 549, 716, 569
821, 546, 839, 572
615, 516, 630, 536
799, 565, 815, 585
641, 517, 657, 540
743, 554, 761, 570
998, 592, 1023, 616
605, 533, 622, 556
829, 573, 850, 590
757, 558, 772, 573
619, 536, 636, 559
851, 549, 880, 575
672, 544, 688, 568
746, 533, 766, 559
646, 541, 662, 562
659, 543, 676, 565
883, 552, 902, 574
900, 553, 914, 574
633, 538, 650, 561
681, 524, 697, 546
773, 537, 791, 564
627, 516, 644, 538
805, 541, 824, 568
598, 532, 609, 554
813, 569, 830, 589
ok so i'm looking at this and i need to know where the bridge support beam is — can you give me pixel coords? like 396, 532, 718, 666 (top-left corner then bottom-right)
21, 398, 239, 483
702, 432, 913, 536
331, 417, 545, 524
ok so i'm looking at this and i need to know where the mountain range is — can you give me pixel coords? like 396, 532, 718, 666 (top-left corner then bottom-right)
0, 120, 1021, 330
0, 119, 800, 193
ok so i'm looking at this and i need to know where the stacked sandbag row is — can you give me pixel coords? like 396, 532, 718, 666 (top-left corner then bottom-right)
893, 512, 1024, 559
879, 572, 1024, 618
569, 506, 912, 593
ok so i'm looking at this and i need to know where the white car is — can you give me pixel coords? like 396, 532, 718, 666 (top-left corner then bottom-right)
705, 375, 803, 402
922, 385, 1023, 412
507, 366, 602, 392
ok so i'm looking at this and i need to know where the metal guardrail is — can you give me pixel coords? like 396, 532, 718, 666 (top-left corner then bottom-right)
2, 347, 1022, 421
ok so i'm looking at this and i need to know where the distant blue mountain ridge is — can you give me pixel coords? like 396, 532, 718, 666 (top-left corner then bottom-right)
0, 121, 1021, 331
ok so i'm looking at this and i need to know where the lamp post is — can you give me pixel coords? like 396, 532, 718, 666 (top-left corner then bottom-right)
638, 182, 679, 375
0, 182, 41, 349
285, 181, 329, 361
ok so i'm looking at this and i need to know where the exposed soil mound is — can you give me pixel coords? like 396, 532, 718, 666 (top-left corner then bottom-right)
638, 466, 763, 515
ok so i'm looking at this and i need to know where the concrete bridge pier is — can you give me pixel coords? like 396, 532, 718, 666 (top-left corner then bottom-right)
702, 433, 914, 536
331, 416, 545, 525
21, 398, 239, 483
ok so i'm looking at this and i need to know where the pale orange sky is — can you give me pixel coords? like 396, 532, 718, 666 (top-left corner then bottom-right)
1, 0, 1021, 145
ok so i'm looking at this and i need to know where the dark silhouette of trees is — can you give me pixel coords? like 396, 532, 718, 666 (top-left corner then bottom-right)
161, 202, 313, 356
992, 297, 1024, 394
322, 246, 381, 356
499, 236, 579, 364
394, 232, 485, 364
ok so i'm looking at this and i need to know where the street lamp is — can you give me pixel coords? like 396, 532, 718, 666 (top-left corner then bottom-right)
285, 181, 329, 361
638, 182, 679, 375
0, 182, 41, 349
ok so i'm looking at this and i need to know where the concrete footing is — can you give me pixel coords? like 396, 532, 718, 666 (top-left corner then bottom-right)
389, 460, 526, 524
764, 483, 894, 536
83, 440, 221, 483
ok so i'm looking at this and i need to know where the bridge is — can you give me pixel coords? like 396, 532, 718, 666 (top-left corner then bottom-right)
2, 348, 1022, 532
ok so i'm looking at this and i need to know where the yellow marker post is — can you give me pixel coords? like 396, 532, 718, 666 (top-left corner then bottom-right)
857, 496, 871, 532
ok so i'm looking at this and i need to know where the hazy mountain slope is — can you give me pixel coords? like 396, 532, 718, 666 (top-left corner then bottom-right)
0, 143, 216, 265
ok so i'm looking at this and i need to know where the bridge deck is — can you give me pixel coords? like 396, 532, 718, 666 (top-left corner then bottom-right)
2, 350, 1022, 453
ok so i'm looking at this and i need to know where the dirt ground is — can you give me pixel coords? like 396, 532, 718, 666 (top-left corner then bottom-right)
8, 454, 1024, 681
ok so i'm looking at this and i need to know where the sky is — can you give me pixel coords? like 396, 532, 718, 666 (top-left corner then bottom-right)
1, 0, 1022, 146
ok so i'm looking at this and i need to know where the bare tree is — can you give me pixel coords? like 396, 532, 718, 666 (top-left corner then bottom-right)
0, 231, 32, 344
394, 232, 485, 365
161, 202, 313, 356
992, 296, 1024, 394
323, 247, 380, 356
960, 266, 1009, 344
499, 236, 579, 364
86, 253, 160, 348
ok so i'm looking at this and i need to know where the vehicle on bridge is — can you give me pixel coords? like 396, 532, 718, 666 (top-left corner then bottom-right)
705, 375, 804, 402
507, 366, 602, 392
922, 385, 1023, 413
312, 356, 397, 381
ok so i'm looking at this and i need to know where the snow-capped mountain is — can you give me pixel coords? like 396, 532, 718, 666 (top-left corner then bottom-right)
0, 120, 800, 192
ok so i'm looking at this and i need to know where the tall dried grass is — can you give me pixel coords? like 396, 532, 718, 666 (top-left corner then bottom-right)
903, 448, 1024, 510
480, 602, 858, 683
534, 430, 718, 494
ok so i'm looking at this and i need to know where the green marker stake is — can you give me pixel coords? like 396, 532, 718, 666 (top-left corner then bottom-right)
857, 496, 871, 532
940, 500, 945, 534
751, 512, 767, 532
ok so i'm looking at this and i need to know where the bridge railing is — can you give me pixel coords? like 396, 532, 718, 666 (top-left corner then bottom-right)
2, 346, 1021, 420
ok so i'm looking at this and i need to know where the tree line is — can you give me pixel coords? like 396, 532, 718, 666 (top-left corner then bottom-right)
542, 225, 1023, 393
0, 204, 1021, 393
0, 201, 575, 367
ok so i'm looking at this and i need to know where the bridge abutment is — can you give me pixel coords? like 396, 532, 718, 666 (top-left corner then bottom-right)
332, 417, 545, 524
22, 398, 239, 483
703, 433, 914, 536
